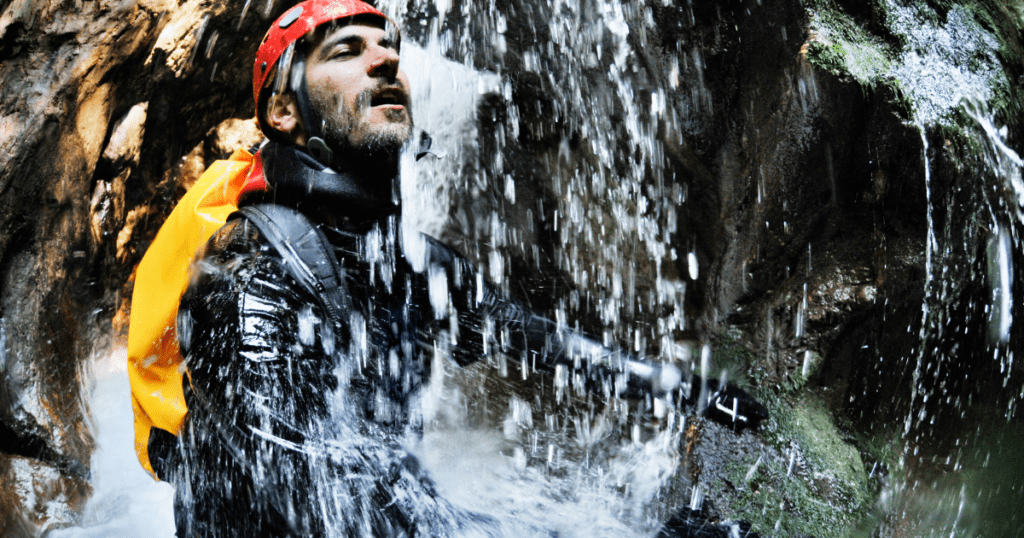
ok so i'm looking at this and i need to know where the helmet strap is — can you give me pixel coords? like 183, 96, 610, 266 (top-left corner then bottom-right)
290, 54, 335, 167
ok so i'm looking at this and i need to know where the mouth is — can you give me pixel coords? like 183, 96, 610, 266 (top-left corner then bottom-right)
369, 86, 407, 109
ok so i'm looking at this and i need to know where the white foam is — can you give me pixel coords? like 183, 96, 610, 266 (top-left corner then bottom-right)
49, 348, 176, 538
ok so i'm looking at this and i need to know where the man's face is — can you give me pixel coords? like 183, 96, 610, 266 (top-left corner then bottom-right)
305, 21, 413, 158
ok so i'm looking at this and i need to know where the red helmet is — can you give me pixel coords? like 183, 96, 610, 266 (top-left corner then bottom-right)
252, 0, 390, 120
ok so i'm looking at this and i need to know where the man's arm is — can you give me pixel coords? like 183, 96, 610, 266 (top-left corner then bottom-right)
174, 218, 339, 535
425, 237, 767, 428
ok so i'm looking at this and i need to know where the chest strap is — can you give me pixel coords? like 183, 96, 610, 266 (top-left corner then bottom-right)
231, 204, 352, 329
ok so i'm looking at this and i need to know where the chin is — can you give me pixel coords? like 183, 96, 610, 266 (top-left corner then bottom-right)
323, 114, 413, 160
362, 122, 413, 152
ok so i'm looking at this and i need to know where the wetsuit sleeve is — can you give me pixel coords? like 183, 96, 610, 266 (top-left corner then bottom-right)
468, 282, 682, 399
426, 239, 678, 399
433, 239, 767, 426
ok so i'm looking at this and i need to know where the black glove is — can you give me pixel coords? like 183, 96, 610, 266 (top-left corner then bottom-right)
698, 377, 769, 430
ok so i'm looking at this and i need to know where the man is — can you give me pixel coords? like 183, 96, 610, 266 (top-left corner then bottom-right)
157, 1, 766, 536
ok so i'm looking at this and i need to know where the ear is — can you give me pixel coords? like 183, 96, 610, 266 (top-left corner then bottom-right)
266, 93, 307, 145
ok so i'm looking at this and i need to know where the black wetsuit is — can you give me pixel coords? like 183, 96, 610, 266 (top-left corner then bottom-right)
157, 142, 765, 537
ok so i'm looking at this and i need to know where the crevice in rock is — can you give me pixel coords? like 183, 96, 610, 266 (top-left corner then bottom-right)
0, 419, 87, 481
0, 22, 27, 61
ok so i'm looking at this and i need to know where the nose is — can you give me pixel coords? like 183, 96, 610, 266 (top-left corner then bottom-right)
367, 43, 400, 80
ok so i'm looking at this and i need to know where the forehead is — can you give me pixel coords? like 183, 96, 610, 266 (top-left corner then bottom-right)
313, 19, 391, 50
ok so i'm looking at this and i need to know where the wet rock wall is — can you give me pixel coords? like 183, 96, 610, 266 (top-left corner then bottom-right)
420, 0, 1024, 534
0, 0, 264, 534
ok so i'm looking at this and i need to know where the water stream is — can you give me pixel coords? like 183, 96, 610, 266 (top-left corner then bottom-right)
49, 350, 176, 538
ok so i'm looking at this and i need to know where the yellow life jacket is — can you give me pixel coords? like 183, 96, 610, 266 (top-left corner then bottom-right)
127, 148, 267, 477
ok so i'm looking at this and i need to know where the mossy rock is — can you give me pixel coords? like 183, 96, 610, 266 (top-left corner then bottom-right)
709, 329, 756, 391
804, 0, 1019, 130
728, 393, 871, 537
791, 394, 868, 504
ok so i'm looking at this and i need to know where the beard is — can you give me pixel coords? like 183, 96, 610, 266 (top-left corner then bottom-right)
316, 85, 414, 166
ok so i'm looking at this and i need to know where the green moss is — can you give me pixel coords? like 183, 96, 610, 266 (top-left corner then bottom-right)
709, 328, 755, 391
792, 396, 868, 502
806, 41, 847, 76
989, 78, 1023, 134
756, 390, 790, 448
976, 0, 1024, 137
875, 76, 915, 120
850, 425, 901, 498
727, 454, 859, 538
804, 0, 897, 86
935, 108, 990, 162
803, 0, 1022, 133
778, 350, 822, 394
734, 391, 872, 537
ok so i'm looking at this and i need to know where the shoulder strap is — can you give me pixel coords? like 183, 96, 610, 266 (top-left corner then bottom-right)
232, 204, 352, 328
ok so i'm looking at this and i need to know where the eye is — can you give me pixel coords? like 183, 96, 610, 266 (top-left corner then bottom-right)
379, 37, 399, 54
330, 46, 357, 59
323, 38, 363, 60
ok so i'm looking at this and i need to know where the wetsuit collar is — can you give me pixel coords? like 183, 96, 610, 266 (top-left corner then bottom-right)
251, 141, 400, 223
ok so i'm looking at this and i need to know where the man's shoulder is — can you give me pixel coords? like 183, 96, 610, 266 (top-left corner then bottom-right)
198, 207, 316, 264
187, 217, 291, 293
204, 217, 268, 257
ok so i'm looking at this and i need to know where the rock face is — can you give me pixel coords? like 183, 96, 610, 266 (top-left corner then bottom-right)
0, 0, 263, 534
0, 0, 1021, 536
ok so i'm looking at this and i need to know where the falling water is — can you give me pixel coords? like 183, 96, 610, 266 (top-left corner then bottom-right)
386, 1, 706, 528
881, 106, 1024, 538
58, 0, 698, 533
49, 350, 176, 538
395, 0, 1024, 532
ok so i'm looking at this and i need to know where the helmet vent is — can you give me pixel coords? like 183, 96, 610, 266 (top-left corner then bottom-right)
279, 6, 303, 28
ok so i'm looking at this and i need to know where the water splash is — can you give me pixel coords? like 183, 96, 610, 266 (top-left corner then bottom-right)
55, 0, 1024, 536
883, 94, 1024, 537
884, 2, 1003, 125
48, 350, 176, 538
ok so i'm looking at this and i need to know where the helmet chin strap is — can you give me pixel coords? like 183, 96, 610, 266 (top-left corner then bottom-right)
290, 55, 335, 166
